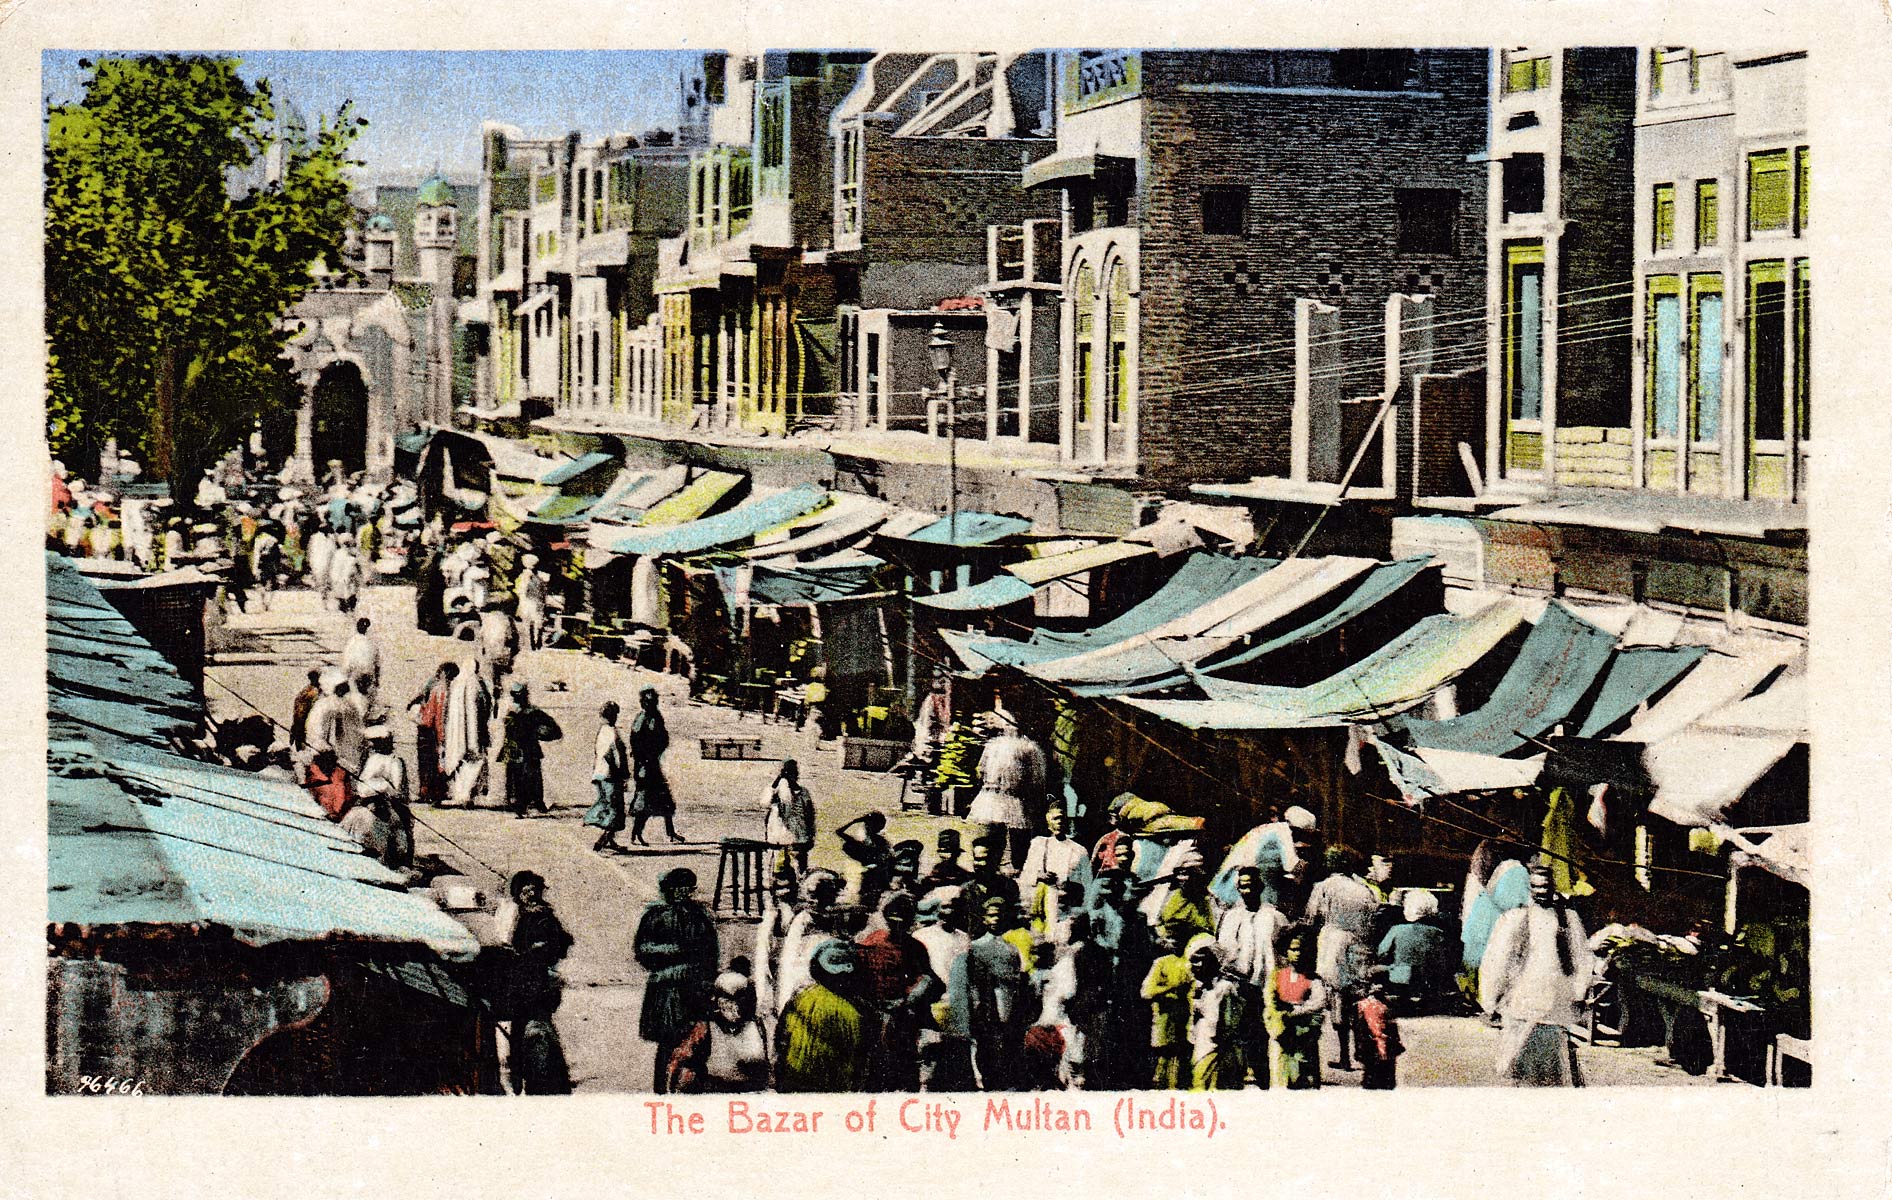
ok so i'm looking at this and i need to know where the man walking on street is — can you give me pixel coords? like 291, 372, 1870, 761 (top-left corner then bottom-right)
583, 700, 629, 852
634, 868, 721, 1093
341, 616, 382, 705
1480, 860, 1593, 1086
499, 681, 562, 817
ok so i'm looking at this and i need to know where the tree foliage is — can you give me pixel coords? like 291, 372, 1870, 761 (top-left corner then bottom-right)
45, 54, 365, 489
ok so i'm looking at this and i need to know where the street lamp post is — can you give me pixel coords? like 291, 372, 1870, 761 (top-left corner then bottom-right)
926, 324, 959, 545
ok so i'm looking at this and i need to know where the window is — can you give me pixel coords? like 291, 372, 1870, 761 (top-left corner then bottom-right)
1652, 183, 1676, 251
1747, 150, 1791, 235
1106, 262, 1130, 428
1502, 52, 1552, 94
1395, 188, 1459, 254
1073, 263, 1096, 427
759, 84, 787, 171
1505, 243, 1545, 423
1793, 259, 1810, 439
1794, 146, 1809, 231
692, 163, 709, 232
1651, 48, 1698, 97
836, 125, 863, 238
1502, 153, 1545, 218
1690, 275, 1724, 443
1647, 276, 1682, 439
1200, 186, 1248, 236
1695, 180, 1719, 249
1330, 50, 1416, 91
592, 170, 605, 234
535, 172, 557, 204
1747, 261, 1787, 443
728, 154, 753, 233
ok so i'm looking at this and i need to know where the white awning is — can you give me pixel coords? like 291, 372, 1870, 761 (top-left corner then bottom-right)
1644, 672, 1807, 827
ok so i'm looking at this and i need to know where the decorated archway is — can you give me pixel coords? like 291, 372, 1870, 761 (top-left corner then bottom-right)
310, 360, 370, 480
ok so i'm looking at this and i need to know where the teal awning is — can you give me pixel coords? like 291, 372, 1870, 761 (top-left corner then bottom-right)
45, 554, 479, 960
1575, 644, 1710, 737
1131, 602, 1527, 730
610, 484, 828, 558
1394, 602, 1618, 756
913, 574, 1038, 611
537, 451, 615, 488
1062, 556, 1434, 698
902, 512, 1032, 546
719, 558, 884, 608
941, 552, 1277, 675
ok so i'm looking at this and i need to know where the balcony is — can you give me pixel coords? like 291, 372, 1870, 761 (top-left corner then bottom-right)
1063, 50, 1141, 114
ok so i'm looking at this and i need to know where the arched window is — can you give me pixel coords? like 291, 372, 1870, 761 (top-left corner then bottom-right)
1106, 260, 1130, 429
1072, 261, 1096, 430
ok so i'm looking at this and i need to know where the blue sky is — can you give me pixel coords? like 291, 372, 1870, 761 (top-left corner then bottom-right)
42, 50, 708, 184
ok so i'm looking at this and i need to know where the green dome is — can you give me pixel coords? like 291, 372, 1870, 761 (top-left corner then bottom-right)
415, 174, 456, 207
364, 213, 396, 232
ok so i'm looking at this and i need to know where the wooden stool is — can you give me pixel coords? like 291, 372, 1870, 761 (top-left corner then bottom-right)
713, 837, 770, 917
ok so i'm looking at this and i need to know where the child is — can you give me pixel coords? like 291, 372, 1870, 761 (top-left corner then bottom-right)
1188, 939, 1244, 1090
1141, 923, 1202, 1089
1355, 969, 1403, 1090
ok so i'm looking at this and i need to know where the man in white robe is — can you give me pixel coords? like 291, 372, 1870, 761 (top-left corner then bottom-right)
1479, 861, 1593, 1086
1019, 804, 1092, 935
443, 661, 492, 807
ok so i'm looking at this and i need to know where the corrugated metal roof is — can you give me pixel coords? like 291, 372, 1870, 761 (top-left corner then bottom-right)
45, 554, 479, 961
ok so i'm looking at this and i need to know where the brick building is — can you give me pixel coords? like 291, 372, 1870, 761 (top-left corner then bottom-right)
1021, 49, 1491, 489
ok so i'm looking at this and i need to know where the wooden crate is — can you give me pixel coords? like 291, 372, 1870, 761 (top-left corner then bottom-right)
700, 735, 764, 761
841, 736, 906, 772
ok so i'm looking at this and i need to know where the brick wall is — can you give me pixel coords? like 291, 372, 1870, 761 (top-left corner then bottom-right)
1136, 50, 1489, 488
1405, 367, 1488, 498
1554, 425, 1635, 487
1556, 48, 1638, 428
858, 133, 1057, 299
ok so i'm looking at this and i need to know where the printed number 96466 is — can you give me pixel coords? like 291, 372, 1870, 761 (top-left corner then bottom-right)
77, 1075, 145, 1095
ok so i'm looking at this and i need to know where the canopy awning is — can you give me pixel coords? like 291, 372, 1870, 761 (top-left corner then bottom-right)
609, 484, 828, 558
941, 551, 1277, 675
1396, 602, 1618, 757
441, 429, 571, 483
46, 556, 478, 961
899, 511, 1032, 547
632, 470, 746, 528
1723, 823, 1809, 886
744, 497, 890, 560
1130, 601, 1527, 730
1645, 672, 1807, 827
913, 573, 1039, 611
720, 557, 884, 608
1025, 555, 1378, 692
1005, 539, 1156, 586
1575, 644, 1710, 737
1022, 151, 1136, 190
1374, 740, 1548, 800
538, 451, 616, 488
1616, 638, 1804, 747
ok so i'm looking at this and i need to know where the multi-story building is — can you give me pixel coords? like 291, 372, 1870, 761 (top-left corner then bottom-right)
827, 52, 1059, 441
653, 51, 874, 435
1631, 48, 1809, 505
1022, 50, 1491, 487
1483, 47, 1639, 491
468, 125, 572, 422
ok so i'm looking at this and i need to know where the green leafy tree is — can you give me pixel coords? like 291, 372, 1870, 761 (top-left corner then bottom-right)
45, 54, 365, 496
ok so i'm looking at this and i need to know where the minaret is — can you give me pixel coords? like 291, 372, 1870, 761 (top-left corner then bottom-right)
414, 171, 458, 292
413, 172, 459, 426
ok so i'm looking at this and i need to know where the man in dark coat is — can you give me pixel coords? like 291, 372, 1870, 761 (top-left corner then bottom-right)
499, 681, 562, 817
508, 870, 574, 1094
633, 867, 720, 1092
629, 686, 683, 844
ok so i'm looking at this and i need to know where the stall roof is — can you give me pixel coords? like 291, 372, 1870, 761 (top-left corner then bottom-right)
455, 430, 571, 483
537, 451, 616, 488
744, 494, 889, 560
719, 557, 884, 608
941, 552, 1277, 675
900, 511, 1032, 546
1063, 556, 1434, 698
45, 555, 479, 961
1025, 555, 1377, 692
1131, 601, 1526, 729
632, 470, 745, 528
913, 573, 1039, 611
1006, 539, 1156, 586
1616, 638, 1804, 748
1397, 602, 1618, 757
1575, 644, 1710, 738
610, 484, 828, 558
1645, 672, 1807, 827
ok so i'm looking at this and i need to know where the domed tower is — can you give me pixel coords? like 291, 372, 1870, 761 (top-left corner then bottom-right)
362, 212, 397, 290
414, 172, 457, 292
